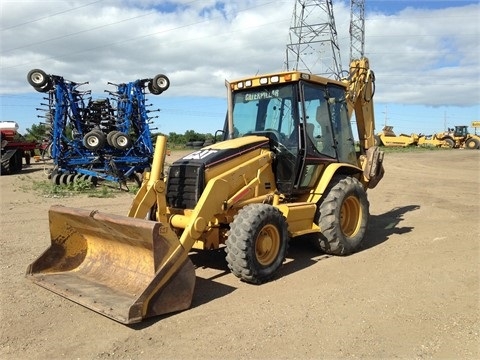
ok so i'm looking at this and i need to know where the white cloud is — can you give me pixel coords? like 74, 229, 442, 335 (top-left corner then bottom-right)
1, 0, 478, 108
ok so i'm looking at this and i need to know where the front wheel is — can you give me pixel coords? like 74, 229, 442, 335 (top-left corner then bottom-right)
312, 175, 369, 255
225, 204, 288, 284
444, 138, 455, 148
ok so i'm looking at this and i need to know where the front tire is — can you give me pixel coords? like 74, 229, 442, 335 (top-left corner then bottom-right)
312, 175, 369, 255
444, 138, 455, 148
225, 204, 288, 284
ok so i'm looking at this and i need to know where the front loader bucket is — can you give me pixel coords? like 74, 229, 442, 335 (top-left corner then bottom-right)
26, 205, 195, 324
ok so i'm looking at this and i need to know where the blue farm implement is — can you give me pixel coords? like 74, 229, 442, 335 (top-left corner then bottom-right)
28, 69, 170, 185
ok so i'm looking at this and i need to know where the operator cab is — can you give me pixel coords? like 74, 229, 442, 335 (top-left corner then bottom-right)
225, 74, 357, 195
454, 125, 469, 137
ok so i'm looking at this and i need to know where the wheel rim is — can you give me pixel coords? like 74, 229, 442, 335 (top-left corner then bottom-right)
255, 224, 280, 266
340, 195, 362, 237
466, 140, 477, 149
116, 135, 128, 147
31, 72, 45, 85
87, 136, 99, 147
156, 78, 168, 89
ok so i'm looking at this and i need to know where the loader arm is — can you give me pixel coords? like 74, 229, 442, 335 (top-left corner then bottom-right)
130, 135, 276, 251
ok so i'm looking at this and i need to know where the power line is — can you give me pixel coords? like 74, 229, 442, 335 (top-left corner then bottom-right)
0, 0, 105, 31
1, 1, 280, 71
3, 10, 159, 53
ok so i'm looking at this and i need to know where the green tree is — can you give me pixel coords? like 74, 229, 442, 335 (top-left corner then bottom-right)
24, 123, 47, 141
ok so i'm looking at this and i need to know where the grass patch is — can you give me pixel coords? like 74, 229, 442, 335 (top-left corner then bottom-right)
379, 145, 450, 153
30, 178, 118, 198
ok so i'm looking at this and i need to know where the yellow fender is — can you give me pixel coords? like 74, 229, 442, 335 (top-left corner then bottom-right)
307, 163, 361, 205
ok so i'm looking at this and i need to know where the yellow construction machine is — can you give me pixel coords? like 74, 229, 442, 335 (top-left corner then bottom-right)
26, 58, 384, 324
417, 133, 448, 148
374, 126, 418, 147
435, 125, 480, 149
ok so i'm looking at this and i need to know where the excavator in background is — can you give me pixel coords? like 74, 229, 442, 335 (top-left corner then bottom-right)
26, 58, 384, 324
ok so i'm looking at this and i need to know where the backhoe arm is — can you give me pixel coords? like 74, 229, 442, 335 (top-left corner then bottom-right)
344, 58, 376, 154
343, 58, 384, 189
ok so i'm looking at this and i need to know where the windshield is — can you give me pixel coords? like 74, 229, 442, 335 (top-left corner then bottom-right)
231, 84, 297, 140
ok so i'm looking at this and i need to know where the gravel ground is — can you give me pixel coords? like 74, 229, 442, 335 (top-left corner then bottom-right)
0, 149, 479, 360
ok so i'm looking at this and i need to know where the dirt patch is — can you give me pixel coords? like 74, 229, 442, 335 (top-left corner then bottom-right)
1, 150, 479, 359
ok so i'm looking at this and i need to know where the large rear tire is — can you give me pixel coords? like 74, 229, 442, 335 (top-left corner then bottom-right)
465, 138, 480, 150
225, 204, 288, 284
312, 175, 369, 255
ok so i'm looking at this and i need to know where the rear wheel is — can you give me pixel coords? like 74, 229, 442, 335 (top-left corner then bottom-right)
225, 204, 288, 284
465, 138, 480, 150
312, 175, 369, 255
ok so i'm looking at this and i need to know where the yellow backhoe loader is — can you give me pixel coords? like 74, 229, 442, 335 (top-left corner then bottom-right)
26, 58, 384, 324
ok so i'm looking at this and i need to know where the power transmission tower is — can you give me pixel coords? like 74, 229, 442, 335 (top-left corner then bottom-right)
349, 0, 365, 61
284, 0, 343, 80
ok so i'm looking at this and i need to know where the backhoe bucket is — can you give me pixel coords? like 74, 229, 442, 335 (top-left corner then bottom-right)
26, 205, 195, 324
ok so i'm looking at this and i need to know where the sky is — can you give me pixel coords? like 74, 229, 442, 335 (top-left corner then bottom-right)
1, 0, 479, 137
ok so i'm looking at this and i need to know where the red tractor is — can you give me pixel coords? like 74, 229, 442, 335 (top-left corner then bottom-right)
1, 121, 41, 175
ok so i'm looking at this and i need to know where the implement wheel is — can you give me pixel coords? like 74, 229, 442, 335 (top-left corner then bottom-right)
111, 132, 132, 150
27, 69, 48, 88
152, 74, 170, 93
83, 131, 106, 150
225, 204, 288, 284
312, 175, 369, 255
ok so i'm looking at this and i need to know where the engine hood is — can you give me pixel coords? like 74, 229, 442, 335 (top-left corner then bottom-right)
172, 136, 270, 169
167, 136, 271, 210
